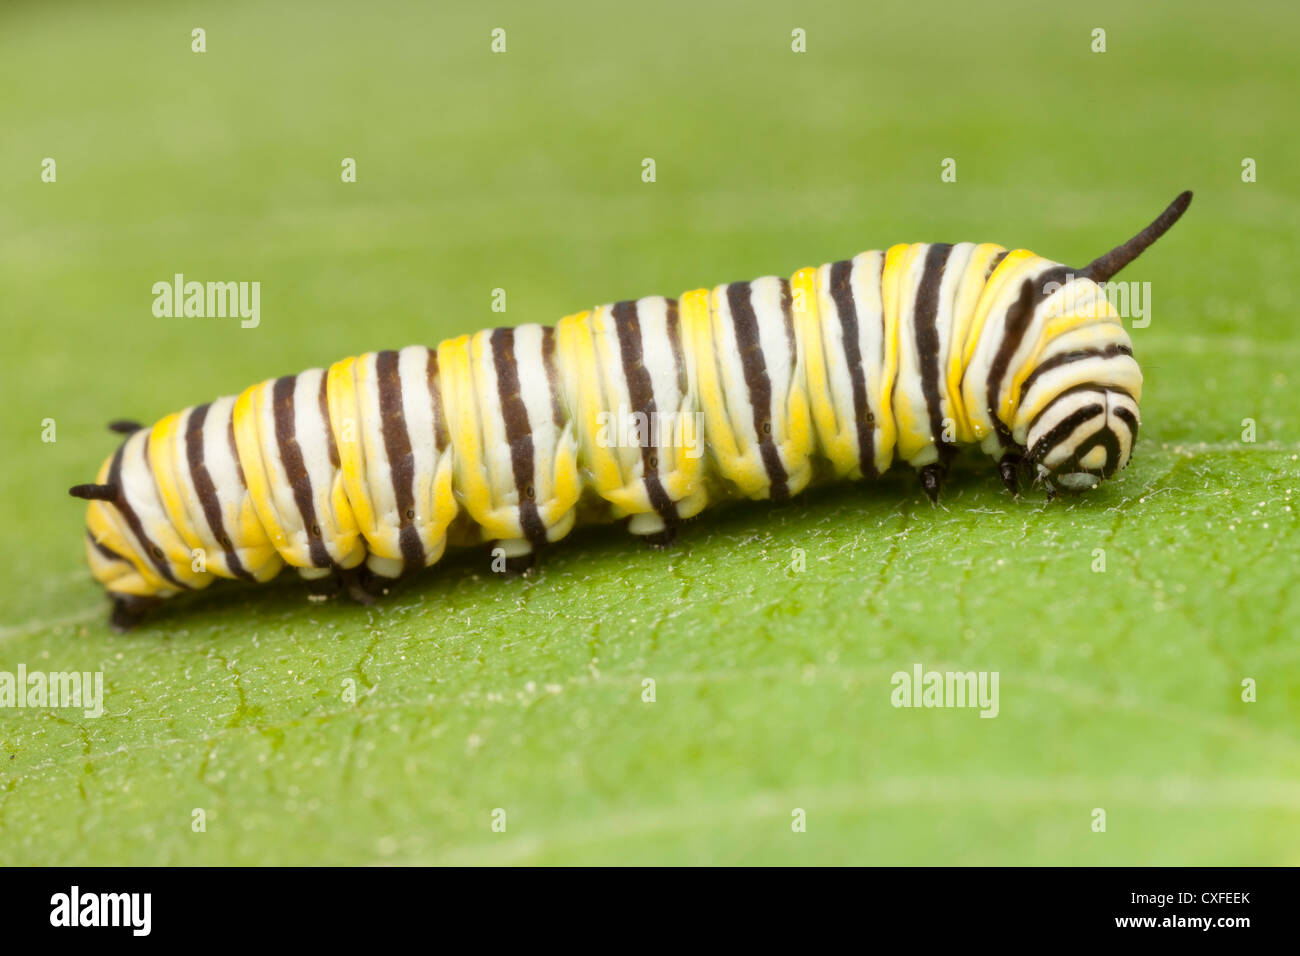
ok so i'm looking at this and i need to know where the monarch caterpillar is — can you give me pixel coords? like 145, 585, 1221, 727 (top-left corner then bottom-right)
71, 191, 1192, 631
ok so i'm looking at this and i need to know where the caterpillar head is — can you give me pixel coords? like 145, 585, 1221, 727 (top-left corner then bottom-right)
1022, 190, 1191, 495
1026, 387, 1139, 493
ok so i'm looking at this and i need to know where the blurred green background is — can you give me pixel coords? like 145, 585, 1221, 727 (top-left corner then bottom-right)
1, 0, 1297, 865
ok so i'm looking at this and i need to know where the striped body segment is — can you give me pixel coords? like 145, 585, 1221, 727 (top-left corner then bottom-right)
73, 194, 1191, 629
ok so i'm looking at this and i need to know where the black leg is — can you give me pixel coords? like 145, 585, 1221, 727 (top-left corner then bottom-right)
305, 572, 343, 599
503, 552, 536, 576
918, 463, 945, 504
998, 453, 1023, 498
336, 566, 386, 605
109, 594, 163, 633
640, 526, 677, 549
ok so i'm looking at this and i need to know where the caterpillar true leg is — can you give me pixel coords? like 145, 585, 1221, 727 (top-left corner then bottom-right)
918, 462, 947, 505
336, 565, 387, 605
72, 193, 1192, 629
109, 593, 164, 632
997, 452, 1026, 498
303, 566, 384, 604
500, 549, 538, 576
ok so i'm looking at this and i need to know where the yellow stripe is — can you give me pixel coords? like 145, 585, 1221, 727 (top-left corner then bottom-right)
876, 243, 910, 468
546, 429, 581, 521
148, 412, 202, 552
945, 243, 1007, 443
125, 429, 209, 588
84, 514, 166, 596
233, 380, 296, 562
308, 367, 362, 565
682, 286, 736, 468
86, 501, 170, 593
659, 302, 705, 497
431, 453, 458, 538
954, 248, 1036, 441
439, 333, 507, 537
566, 309, 622, 495
326, 475, 365, 566
661, 297, 706, 501
783, 268, 817, 476
551, 315, 593, 518
327, 356, 378, 544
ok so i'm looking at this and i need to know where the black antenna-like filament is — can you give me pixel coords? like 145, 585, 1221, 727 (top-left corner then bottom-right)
1082, 190, 1193, 283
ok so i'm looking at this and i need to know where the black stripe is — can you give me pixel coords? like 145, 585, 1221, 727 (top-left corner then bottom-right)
228, 414, 246, 487
426, 348, 447, 452
318, 373, 340, 469
376, 351, 425, 571
490, 328, 549, 550
185, 403, 252, 580
611, 300, 677, 526
271, 375, 332, 567
665, 299, 686, 396
541, 326, 565, 428
829, 259, 877, 478
1019, 343, 1133, 401
912, 243, 954, 453
1026, 403, 1105, 464
86, 530, 129, 565
984, 266, 1072, 447
1070, 426, 1123, 478
1026, 383, 1135, 432
1113, 405, 1139, 437
726, 282, 790, 500
107, 439, 188, 589
778, 278, 796, 359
